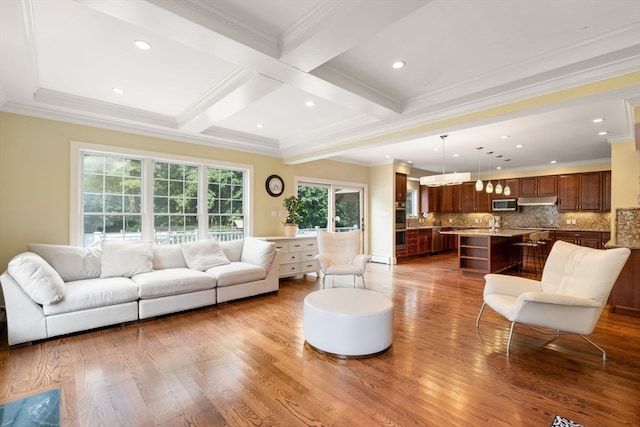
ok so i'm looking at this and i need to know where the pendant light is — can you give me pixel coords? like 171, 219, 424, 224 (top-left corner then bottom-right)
503, 158, 512, 196
485, 151, 493, 194
495, 180, 503, 194
419, 135, 471, 186
475, 146, 484, 191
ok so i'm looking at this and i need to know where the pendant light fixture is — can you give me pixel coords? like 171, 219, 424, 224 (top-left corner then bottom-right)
495, 180, 503, 194
503, 158, 512, 196
419, 135, 471, 186
475, 146, 484, 191
485, 151, 494, 194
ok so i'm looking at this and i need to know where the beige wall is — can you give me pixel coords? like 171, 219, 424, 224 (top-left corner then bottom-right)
0, 112, 368, 270
611, 140, 640, 231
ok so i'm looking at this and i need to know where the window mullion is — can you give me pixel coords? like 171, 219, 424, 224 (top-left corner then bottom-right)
142, 158, 154, 242
199, 166, 208, 240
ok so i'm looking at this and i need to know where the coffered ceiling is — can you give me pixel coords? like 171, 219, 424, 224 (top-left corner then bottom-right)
1, 0, 639, 175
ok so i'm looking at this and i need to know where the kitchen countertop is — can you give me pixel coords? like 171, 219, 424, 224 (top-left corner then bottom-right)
406, 225, 610, 232
605, 237, 640, 250
439, 228, 534, 237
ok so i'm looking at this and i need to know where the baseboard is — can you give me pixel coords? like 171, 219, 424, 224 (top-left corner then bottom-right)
370, 254, 392, 264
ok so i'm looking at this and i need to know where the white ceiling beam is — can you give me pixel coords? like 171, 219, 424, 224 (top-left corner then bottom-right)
279, 0, 429, 73
76, 0, 404, 123
178, 72, 282, 133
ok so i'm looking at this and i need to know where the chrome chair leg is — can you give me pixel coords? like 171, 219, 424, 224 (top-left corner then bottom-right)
475, 302, 486, 329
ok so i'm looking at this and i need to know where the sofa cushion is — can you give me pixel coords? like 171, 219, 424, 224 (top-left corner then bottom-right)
42, 276, 139, 315
220, 238, 244, 262
241, 237, 276, 271
100, 240, 153, 278
180, 239, 230, 271
8, 252, 65, 305
206, 262, 266, 287
132, 268, 216, 298
28, 243, 101, 281
153, 245, 188, 270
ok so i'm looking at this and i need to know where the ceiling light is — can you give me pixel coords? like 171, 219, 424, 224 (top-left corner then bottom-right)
598, 131, 609, 136
501, 135, 510, 139
496, 166, 502, 170
420, 135, 471, 187
305, 100, 315, 107
256, 123, 264, 128
550, 160, 557, 164
516, 144, 524, 148
134, 40, 151, 50
475, 147, 484, 192
112, 87, 125, 94
592, 118, 604, 123
453, 154, 459, 158
392, 61, 405, 69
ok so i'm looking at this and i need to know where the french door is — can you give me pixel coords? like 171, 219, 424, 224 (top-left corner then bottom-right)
296, 180, 365, 234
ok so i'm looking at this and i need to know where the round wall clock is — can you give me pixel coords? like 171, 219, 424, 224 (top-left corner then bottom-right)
265, 174, 284, 197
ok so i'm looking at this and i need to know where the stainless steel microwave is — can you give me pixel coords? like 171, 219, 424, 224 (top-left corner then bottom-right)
492, 199, 518, 211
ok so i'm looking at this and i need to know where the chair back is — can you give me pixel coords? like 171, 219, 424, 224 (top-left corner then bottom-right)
541, 240, 630, 304
316, 230, 362, 265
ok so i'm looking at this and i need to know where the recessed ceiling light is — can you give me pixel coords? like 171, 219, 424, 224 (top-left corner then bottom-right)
592, 118, 604, 123
305, 100, 315, 107
112, 87, 125, 94
516, 144, 524, 148
433, 147, 439, 151
496, 166, 502, 170
407, 160, 413, 164
256, 123, 264, 128
501, 135, 510, 139
453, 154, 459, 158
598, 131, 609, 136
385, 155, 390, 159
550, 160, 557, 164
134, 40, 151, 50
392, 61, 405, 69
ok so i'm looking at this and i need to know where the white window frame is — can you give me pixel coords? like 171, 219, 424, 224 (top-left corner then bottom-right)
70, 141, 253, 246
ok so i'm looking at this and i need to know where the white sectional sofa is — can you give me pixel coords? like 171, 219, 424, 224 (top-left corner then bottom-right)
0, 237, 280, 346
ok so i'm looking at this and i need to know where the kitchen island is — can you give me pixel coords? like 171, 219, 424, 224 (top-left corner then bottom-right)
605, 236, 640, 318
440, 228, 533, 275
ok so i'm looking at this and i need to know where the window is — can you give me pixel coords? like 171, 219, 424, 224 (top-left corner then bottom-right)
73, 143, 250, 247
406, 189, 418, 216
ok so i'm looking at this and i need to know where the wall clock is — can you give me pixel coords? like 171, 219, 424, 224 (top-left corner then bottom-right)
265, 174, 284, 197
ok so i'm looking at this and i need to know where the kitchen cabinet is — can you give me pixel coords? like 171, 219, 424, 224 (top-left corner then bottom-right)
440, 227, 458, 251
602, 171, 611, 211
555, 231, 604, 249
395, 173, 407, 203
420, 186, 441, 213
460, 182, 491, 213
406, 229, 432, 257
558, 172, 603, 212
440, 185, 461, 213
520, 175, 557, 196
609, 248, 640, 318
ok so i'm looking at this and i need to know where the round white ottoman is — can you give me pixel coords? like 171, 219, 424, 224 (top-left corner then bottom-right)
303, 288, 394, 358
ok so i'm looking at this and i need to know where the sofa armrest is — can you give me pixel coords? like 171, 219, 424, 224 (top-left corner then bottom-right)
0, 271, 48, 345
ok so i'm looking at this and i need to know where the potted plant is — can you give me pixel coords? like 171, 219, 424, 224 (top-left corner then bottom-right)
282, 195, 305, 237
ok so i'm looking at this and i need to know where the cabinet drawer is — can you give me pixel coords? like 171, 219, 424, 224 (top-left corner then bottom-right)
282, 252, 300, 263
300, 260, 319, 272
300, 250, 317, 261
280, 263, 301, 275
273, 242, 288, 252
288, 241, 306, 251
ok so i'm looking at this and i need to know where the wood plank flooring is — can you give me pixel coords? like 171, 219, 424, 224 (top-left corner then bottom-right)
1, 253, 639, 426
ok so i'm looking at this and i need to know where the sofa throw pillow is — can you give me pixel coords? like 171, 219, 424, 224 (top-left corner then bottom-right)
100, 240, 153, 278
181, 239, 230, 271
8, 252, 65, 305
219, 238, 244, 262
28, 243, 101, 281
241, 237, 276, 271
153, 245, 187, 270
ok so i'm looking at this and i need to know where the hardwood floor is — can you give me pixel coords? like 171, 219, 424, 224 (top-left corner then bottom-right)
1, 253, 639, 426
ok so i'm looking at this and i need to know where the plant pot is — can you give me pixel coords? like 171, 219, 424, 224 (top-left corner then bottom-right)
283, 223, 298, 237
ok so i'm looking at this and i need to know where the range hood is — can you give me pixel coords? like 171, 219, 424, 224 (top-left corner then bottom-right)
517, 196, 557, 206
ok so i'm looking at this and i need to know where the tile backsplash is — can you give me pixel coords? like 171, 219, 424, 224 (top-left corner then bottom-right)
615, 207, 640, 243
409, 206, 611, 231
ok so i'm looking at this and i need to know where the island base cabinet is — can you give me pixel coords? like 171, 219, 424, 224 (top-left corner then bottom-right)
609, 249, 640, 317
459, 235, 522, 275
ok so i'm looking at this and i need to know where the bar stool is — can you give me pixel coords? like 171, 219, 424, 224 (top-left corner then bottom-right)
513, 231, 542, 275
536, 230, 551, 264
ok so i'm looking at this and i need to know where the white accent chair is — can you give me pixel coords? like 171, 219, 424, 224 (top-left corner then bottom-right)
315, 230, 370, 289
476, 240, 630, 360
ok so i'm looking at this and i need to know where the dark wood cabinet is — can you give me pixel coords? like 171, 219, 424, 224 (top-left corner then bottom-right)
460, 182, 491, 213
555, 231, 605, 249
405, 228, 432, 257
520, 175, 557, 196
420, 186, 441, 213
440, 185, 461, 213
602, 171, 611, 212
610, 248, 640, 317
558, 172, 604, 212
395, 173, 407, 203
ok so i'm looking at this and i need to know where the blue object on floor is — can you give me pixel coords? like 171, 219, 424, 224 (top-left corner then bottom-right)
0, 388, 60, 426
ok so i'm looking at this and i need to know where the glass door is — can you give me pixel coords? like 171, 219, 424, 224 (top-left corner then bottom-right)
334, 186, 363, 232
297, 181, 365, 236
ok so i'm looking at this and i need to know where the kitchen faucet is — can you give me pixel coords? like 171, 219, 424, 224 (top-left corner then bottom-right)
481, 214, 496, 230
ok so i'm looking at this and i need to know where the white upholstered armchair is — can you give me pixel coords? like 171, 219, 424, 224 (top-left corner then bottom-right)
315, 230, 370, 289
476, 240, 630, 360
